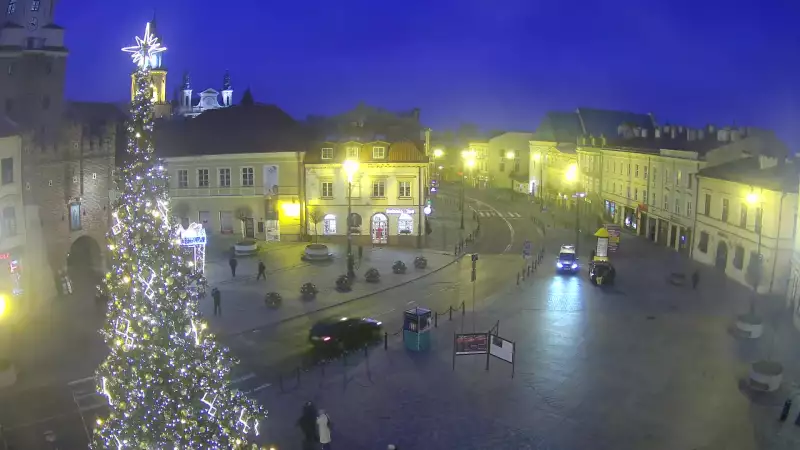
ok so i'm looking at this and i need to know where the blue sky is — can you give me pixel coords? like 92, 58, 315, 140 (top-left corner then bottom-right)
59, 0, 799, 150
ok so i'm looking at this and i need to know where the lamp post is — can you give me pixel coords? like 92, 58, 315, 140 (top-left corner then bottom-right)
460, 150, 476, 230
344, 159, 359, 279
506, 150, 516, 201
746, 191, 763, 314
433, 149, 444, 181
565, 163, 580, 255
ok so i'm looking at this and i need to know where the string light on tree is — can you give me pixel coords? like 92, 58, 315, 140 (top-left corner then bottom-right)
93, 22, 268, 448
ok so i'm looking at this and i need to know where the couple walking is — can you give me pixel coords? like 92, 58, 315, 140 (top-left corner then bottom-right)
298, 401, 333, 450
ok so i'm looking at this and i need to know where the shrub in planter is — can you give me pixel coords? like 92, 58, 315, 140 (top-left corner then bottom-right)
301, 282, 319, 300
336, 275, 352, 292
392, 260, 407, 274
414, 256, 428, 269
264, 292, 282, 308
237, 238, 257, 246
365, 268, 381, 283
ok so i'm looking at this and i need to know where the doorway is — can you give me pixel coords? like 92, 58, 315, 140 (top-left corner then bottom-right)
371, 213, 388, 245
715, 241, 728, 271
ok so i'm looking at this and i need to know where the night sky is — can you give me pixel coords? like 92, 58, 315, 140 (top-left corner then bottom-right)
60, 0, 799, 150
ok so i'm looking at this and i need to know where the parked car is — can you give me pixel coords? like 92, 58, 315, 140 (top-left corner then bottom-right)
589, 260, 616, 286
309, 317, 383, 353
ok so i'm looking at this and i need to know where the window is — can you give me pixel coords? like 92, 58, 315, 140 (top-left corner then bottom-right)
321, 147, 333, 160
664, 169, 669, 185
323, 214, 336, 234
627, 164, 631, 176
241, 167, 254, 187
346, 146, 359, 159
739, 203, 748, 228
398, 213, 414, 234
6, 0, 15, 15
371, 180, 386, 198
30, 0, 38, 10
2, 206, 15, 236
626, 187, 630, 199
651, 192, 655, 205
634, 188, 638, 201
635, 164, 639, 177
321, 181, 333, 198
499, 161, 505, 172
755, 207, 762, 233
698, 231, 709, 253
721, 199, 729, 222
663, 194, 669, 210
177, 169, 188, 188
642, 189, 647, 203
0, 157, 12, 184
514, 158, 520, 172
398, 181, 411, 198
42, 95, 50, 109
687, 174, 692, 189
674, 198, 680, 215
652, 167, 657, 185
68, 203, 80, 231
704, 194, 711, 215
372, 146, 386, 159
643, 166, 648, 180
197, 169, 209, 187
687, 200, 692, 217
677, 170, 682, 186
218, 168, 231, 187
733, 246, 744, 270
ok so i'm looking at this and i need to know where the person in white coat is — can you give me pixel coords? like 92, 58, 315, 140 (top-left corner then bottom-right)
317, 409, 332, 449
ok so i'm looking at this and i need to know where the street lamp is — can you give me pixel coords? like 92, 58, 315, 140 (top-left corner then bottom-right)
344, 159, 360, 279
432, 148, 444, 181
533, 152, 543, 209
460, 150, 476, 230
746, 190, 763, 314
506, 151, 516, 201
565, 163, 581, 255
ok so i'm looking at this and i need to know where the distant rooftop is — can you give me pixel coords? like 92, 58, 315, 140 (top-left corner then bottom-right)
697, 157, 799, 192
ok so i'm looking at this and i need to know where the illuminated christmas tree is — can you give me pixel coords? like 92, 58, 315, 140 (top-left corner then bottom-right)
93, 22, 267, 449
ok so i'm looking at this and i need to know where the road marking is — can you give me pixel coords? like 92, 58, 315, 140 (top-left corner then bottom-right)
467, 196, 514, 253
407, 300, 416, 305
230, 373, 257, 384
376, 308, 396, 316
67, 376, 95, 386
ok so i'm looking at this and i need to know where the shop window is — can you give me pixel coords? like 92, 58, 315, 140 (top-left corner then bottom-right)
323, 214, 336, 235
733, 246, 744, 270
2, 206, 16, 236
698, 231, 709, 253
398, 213, 414, 234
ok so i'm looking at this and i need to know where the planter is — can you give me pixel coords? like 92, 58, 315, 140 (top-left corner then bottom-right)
414, 256, 428, 269
235, 240, 258, 256
265, 292, 282, 309
365, 268, 381, 283
300, 282, 318, 300
749, 360, 783, 392
302, 244, 333, 262
336, 275, 352, 292
392, 261, 407, 274
735, 313, 764, 339
0, 359, 17, 388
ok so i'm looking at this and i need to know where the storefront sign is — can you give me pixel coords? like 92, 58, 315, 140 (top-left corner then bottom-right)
0, 252, 10, 260
177, 223, 207, 246
386, 208, 415, 215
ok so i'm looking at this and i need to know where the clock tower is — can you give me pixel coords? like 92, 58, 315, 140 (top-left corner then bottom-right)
0, 0, 67, 134
129, 15, 171, 119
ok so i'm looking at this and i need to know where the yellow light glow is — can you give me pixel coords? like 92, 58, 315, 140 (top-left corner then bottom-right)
746, 192, 759, 205
343, 159, 360, 182
461, 149, 476, 159
281, 202, 301, 218
466, 159, 476, 168
533, 153, 541, 161
565, 164, 578, 182
0, 294, 7, 319
438, 165, 444, 170
506, 151, 515, 160
433, 149, 444, 158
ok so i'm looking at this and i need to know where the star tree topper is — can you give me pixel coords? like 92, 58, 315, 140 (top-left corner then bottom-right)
122, 22, 166, 69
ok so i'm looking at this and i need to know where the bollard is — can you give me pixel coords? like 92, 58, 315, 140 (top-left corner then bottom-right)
461, 301, 465, 316
384, 332, 388, 350
449, 306, 453, 321
454, 244, 458, 255
516, 272, 520, 285
780, 399, 792, 422
435, 311, 439, 327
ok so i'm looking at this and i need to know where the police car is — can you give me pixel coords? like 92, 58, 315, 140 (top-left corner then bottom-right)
556, 245, 579, 273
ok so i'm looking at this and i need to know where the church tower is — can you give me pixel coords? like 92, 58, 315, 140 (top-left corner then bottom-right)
0, 0, 68, 135
180, 71, 193, 114
129, 13, 170, 119
221, 70, 233, 107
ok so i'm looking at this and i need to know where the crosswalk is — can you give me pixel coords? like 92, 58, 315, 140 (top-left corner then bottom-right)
475, 210, 523, 218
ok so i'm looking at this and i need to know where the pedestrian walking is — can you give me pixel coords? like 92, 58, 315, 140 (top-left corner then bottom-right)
229, 256, 238, 277
256, 261, 266, 280
297, 401, 318, 450
212, 287, 221, 316
691, 270, 699, 289
317, 409, 333, 449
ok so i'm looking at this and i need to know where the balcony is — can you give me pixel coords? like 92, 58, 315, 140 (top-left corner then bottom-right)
171, 186, 260, 198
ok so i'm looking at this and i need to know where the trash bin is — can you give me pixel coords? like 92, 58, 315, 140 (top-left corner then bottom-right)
403, 307, 432, 351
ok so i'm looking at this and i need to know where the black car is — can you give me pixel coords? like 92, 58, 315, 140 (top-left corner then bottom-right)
588, 260, 616, 286
309, 317, 383, 352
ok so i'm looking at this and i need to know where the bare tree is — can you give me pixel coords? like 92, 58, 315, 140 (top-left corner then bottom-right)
307, 207, 324, 243
236, 206, 254, 238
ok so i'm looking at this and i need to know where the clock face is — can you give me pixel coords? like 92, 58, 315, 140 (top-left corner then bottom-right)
28, 17, 38, 31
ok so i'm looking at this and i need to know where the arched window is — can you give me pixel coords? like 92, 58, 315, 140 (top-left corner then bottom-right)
398, 213, 413, 234
323, 214, 337, 235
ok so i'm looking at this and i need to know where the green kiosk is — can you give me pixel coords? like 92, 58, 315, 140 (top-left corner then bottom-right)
403, 307, 432, 351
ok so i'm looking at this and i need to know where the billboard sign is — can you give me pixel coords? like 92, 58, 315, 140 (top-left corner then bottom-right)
490, 335, 514, 363
605, 224, 621, 252
454, 333, 488, 355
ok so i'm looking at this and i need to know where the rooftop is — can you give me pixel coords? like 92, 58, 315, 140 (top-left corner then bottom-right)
697, 157, 799, 192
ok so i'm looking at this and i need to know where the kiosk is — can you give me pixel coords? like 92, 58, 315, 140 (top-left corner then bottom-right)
403, 307, 432, 351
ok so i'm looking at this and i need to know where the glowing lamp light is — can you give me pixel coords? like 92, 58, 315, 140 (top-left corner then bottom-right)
0, 294, 7, 319
506, 151, 516, 160
423, 205, 432, 215
433, 149, 444, 158
280, 202, 301, 218
343, 159, 360, 182
466, 159, 476, 168
533, 153, 541, 161
565, 164, 578, 182
746, 192, 759, 205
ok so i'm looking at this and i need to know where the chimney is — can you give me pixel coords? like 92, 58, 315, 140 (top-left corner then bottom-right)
589, 134, 596, 146
707, 124, 715, 134
600, 133, 607, 146
759, 155, 778, 169
412, 108, 420, 120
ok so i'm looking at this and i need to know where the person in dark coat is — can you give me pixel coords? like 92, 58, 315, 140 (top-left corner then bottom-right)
297, 401, 318, 450
256, 261, 266, 280
691, 270, 699, 289
229, 256, 238, 277
212, 288, 222, 316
